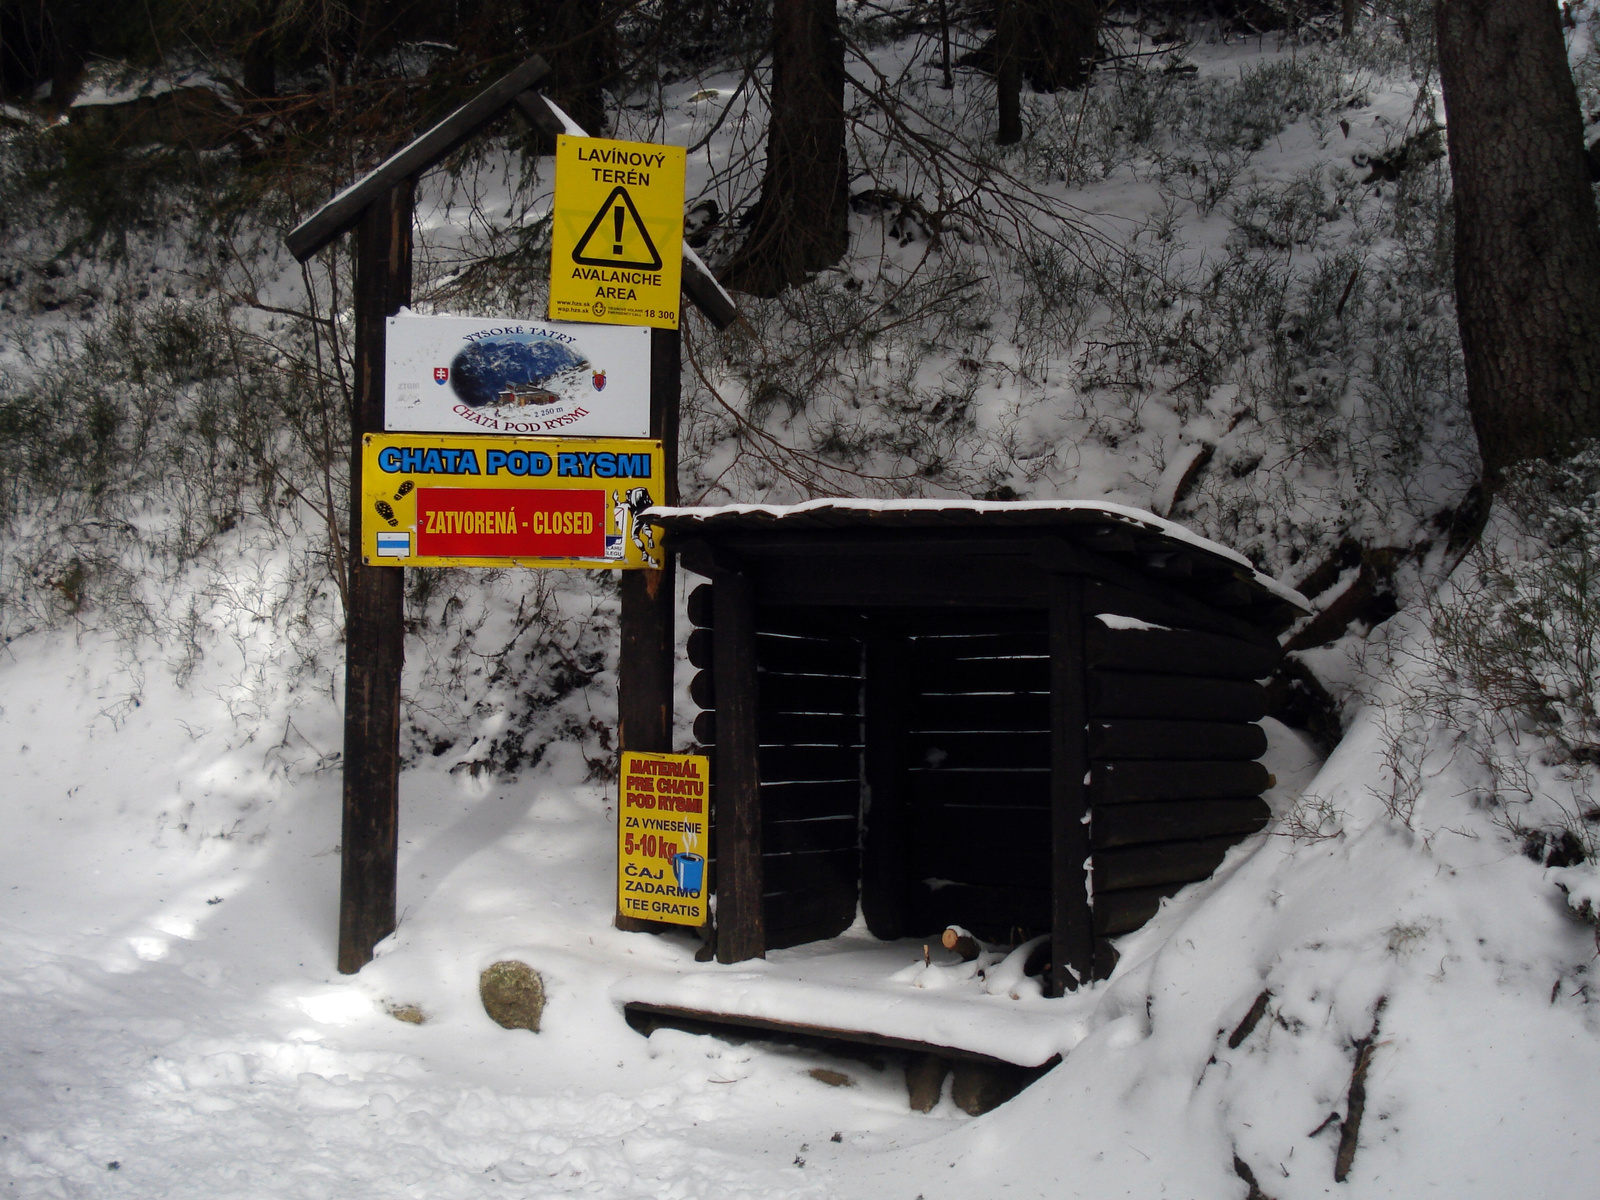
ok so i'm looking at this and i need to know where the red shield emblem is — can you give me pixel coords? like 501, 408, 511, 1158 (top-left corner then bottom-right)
433, 367, 449, 385
592, 370, 607, 391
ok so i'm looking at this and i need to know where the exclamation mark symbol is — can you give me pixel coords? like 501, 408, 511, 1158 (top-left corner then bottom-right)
613, 204, 624, 256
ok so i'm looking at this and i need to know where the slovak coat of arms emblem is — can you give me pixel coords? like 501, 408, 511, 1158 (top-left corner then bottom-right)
433, 367, 449, 384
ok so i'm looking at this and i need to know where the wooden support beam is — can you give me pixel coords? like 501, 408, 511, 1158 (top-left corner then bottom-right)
1087, 672, 1269, 723
615, 328, 682, 934
617, 566, 676, 759
860, 616, 910, 939
712, 566, 765, 962
1048, 572, 1095, 994
288, 57, 550, 262
338, 181, 414, 975
649, 327, 682, 504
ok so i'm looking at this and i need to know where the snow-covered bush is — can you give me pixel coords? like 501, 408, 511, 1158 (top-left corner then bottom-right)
1422, 445, 1600, 863
0, 300, 337, 639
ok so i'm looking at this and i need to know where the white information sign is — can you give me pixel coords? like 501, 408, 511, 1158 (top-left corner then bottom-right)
384, 312, 650, 437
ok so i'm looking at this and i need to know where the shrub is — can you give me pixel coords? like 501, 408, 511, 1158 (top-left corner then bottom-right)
1403, 445, 1600, 862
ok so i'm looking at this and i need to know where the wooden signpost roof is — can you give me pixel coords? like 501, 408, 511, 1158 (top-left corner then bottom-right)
286, 58, 739, 329
287, 57, 551, 262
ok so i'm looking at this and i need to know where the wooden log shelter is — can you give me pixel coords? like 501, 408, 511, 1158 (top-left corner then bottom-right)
632, 500, 1310, 995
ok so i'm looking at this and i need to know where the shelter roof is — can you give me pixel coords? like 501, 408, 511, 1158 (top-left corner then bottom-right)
647, 498, 1310, 631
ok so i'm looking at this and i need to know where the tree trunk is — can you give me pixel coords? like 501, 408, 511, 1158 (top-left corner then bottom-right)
1028, 0, 1099, 93
243, 6, 277, 102
517, 0, 616, 150
545, 0, 614, 139
937, 0, 953, 89
46, 0, 89, 112
997, 0, 1098, 143
722, 0, 848, 297
1436, 0, 1600, 481
996, 0, 1023, 144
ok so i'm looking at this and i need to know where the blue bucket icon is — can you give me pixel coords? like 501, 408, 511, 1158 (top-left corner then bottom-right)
672, 852, 705, 896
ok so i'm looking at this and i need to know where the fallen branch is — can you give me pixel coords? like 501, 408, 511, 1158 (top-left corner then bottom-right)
1233, 1154, 1276, 1200
1334, 998, 1389, 1183
1228, 989, 1272, 1049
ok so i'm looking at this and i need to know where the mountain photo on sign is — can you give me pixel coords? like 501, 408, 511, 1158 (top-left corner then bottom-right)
385, 314, 649, 438
450, 334, 590, 410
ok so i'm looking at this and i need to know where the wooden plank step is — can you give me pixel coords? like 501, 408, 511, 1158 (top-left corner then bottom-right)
623, 1002, 1054, 1068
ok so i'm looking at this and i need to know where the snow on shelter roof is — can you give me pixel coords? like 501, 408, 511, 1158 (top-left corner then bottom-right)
646, 498, 1311, 622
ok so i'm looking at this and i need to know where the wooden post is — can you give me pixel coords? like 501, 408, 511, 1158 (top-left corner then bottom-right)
860, 615, 910, 939
712, 566, 765, 962
615, 327, 681, 932
1048, 572, 1094, 993
338, 180, 414, 975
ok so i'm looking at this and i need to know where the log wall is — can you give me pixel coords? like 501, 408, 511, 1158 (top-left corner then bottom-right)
1080, 584, 1274, 938
689, 588, 865, 951
685, 571, 1278, 961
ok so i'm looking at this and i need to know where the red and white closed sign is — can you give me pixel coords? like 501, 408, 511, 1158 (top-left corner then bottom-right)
415, 488, 604, 559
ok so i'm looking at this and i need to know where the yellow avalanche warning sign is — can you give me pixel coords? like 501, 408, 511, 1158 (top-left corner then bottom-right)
618, 751, 708, 926
550, 135, 686, 330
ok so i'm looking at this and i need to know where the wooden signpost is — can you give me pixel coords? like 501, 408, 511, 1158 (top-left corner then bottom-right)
287, 59, 738, 975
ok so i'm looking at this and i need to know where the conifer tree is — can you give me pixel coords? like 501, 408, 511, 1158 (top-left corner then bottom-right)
1436, 0, 1600, 480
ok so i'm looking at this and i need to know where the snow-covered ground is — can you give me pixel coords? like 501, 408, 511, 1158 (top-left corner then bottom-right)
4, 582, 1599, 1198
6, 8, 1600, 1198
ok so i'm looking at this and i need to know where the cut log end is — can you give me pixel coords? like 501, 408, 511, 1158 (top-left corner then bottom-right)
941, 927, 982, 961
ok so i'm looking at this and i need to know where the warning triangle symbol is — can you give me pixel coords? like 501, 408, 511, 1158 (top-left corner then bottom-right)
571, 186, 664, 271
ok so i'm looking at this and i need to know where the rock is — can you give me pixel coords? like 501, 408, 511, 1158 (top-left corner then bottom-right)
387, 1003, 426, 1025
479, 961, 545, 1032
807, 1067, 853, 1087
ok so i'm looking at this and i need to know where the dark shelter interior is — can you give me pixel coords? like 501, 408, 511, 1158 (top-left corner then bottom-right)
648, 502, 1308, 994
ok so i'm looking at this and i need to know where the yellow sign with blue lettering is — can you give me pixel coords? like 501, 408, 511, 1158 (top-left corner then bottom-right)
549, 135, 686, 329
618, 751, 709, 926
360, 433, 665, 569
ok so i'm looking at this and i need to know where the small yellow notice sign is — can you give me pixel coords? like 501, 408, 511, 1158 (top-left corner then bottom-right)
550, 135, 686, 329
618, 751, 708, 926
